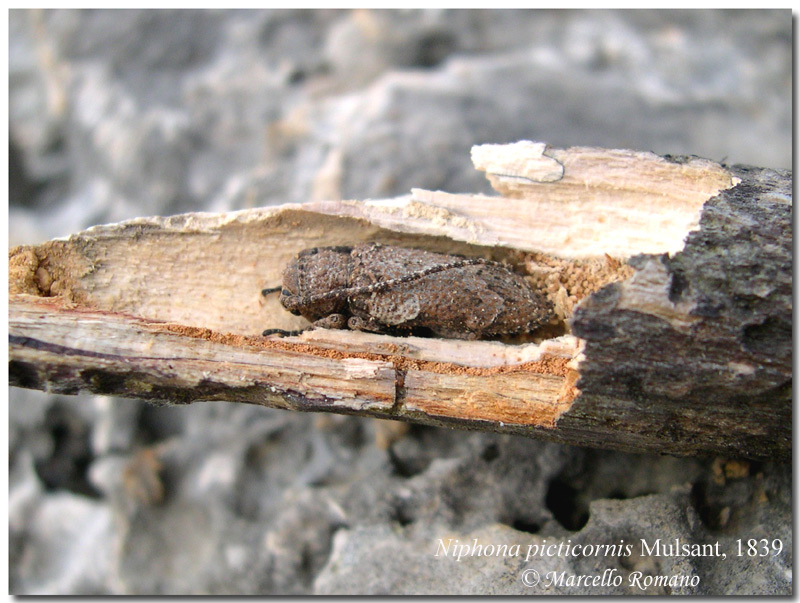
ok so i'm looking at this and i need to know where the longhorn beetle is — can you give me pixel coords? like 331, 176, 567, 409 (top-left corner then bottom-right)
261, 243, 553, 340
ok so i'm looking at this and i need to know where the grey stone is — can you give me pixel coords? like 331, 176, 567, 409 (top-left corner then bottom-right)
10, 478, 117, 594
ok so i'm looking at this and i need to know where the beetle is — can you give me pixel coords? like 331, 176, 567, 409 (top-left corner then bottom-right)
262, 243, 553, 340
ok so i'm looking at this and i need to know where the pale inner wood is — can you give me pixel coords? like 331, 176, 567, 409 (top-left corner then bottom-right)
8, 144, 739, 429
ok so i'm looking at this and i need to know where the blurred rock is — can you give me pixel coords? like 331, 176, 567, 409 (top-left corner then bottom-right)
9, 9, 790, 243
10, 473, 116, 594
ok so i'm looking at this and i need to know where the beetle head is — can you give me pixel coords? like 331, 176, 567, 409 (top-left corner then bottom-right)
279, 246, 352, 321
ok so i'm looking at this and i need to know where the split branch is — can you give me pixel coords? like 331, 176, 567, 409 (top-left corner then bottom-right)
9, 143, 791, 461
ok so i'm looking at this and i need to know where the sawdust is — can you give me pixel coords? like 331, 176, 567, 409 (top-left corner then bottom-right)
523, 252, 634, 322
159, 322, 571, 378
9, 242, 93, 304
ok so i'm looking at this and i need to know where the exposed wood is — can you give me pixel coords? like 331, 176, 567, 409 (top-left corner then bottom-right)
8, 143, 791, 461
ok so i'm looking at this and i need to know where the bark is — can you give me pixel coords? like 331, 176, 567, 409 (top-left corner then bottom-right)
567, 164, 791, 461
8, 143, 791, 461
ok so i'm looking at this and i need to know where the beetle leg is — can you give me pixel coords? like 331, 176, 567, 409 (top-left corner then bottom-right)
347, 316, 386, 333
313, 314, 348, 330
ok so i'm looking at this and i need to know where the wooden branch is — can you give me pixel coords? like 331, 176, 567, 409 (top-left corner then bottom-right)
9, 143, 791, 461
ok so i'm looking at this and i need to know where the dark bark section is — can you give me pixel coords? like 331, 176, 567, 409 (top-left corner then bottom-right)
568, 166, 791, 461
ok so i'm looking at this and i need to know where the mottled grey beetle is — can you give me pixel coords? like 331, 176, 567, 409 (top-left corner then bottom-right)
262, 243, 553, 340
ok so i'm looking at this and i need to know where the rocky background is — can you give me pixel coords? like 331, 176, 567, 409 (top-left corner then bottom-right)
9, 9, 792, 595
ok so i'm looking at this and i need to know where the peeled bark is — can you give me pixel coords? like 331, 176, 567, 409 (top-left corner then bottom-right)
9, 142, 791, 461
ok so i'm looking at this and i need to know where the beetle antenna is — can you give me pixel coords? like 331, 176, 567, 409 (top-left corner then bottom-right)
262, 286, 282, 297
262, 327, 309, 337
